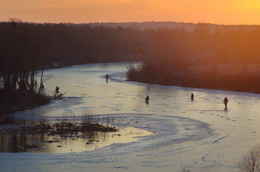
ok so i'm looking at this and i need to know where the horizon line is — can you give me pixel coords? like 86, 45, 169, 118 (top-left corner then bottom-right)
1, 19, 260, 26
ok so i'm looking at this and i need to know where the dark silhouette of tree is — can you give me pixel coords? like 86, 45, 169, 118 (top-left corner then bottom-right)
2, 21, 260, 95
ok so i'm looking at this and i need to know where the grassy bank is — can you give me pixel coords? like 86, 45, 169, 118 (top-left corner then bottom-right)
0, 90, 50, 123
127, 63, 260, 94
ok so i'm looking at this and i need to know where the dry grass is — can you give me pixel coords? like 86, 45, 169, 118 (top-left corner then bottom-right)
238, 145, 260, 172
127, 62, 260, 94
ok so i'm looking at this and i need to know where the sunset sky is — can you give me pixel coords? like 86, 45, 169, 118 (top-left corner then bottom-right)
1, 0, 260, 24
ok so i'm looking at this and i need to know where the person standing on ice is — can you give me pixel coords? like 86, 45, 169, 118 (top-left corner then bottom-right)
145, 95, 149, 104
191, 93, 194, 101
105, 74, 109, 82
224, 97, 228, 109
55, 86, 59, 94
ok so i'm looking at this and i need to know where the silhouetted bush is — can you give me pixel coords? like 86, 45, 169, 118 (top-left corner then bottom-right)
238, 145, 260, 172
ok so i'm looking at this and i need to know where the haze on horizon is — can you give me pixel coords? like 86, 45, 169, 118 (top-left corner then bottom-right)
1, 0, 260, 25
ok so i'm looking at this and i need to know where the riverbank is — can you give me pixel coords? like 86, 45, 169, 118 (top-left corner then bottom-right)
0, 90, 50, 123
128, 74, 260, 94
127, 63, 260, 94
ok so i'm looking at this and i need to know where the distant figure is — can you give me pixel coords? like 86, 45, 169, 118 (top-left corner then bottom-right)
55, 86, 59, 94
224, 97, 228, 109
191, 93, 194, 101
145, 95, 150, 104
105, 74, 109, 82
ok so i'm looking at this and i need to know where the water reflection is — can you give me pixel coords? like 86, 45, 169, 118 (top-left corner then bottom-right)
0, 126, 152, 153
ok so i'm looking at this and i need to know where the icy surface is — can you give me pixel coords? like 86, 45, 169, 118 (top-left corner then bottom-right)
1, 62, 260, 172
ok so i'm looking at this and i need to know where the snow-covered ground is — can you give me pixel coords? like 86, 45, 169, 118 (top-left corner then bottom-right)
1, 62, 260, 172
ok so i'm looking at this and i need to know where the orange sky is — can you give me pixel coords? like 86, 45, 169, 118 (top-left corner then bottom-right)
1, 0, 260, 24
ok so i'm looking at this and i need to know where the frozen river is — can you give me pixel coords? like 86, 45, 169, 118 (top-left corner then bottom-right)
1, 62, 260, 172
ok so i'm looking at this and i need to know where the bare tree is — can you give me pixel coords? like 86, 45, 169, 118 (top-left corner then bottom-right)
238, 146, 260, 172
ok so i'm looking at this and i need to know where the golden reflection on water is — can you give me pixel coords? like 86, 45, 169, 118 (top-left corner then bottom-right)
0, 126, 153, 153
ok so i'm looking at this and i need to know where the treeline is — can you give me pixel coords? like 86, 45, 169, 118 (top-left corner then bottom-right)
126, 24, 260, 93
139, 24, 260, 66
2, 21, 260, 94
0, 21, 142, 92
0, 21, 47, 95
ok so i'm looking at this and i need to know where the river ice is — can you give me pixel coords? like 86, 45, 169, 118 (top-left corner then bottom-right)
1, 62, 260, 172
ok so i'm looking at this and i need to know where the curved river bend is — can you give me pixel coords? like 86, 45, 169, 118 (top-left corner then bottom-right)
1, 62, 260, 172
